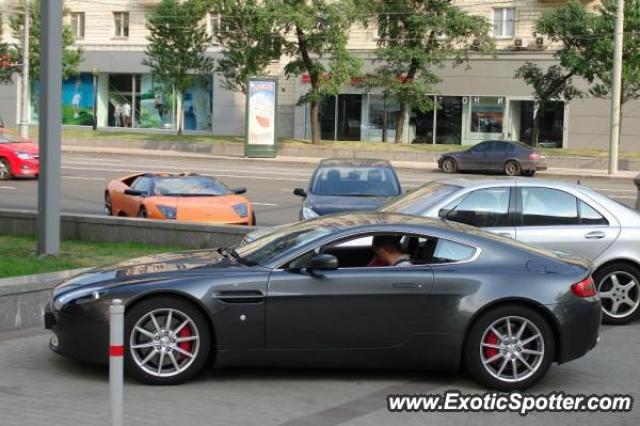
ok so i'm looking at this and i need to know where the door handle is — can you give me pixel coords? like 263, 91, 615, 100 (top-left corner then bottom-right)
585, 231, 606, 240
393, 283, 422, 289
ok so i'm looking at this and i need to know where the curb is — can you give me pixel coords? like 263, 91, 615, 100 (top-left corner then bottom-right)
61, 145, 637, 180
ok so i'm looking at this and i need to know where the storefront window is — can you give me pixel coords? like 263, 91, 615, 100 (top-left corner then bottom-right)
435, 96, 463, 144
336, 94, 362, 141
108, 74, 140, 128
368, 94, 400, 142
519, 101, 564, 148
412, 107, 435, 144
470, 96, 505, 135
183, 76, 213, 132
30, 73, 96, 125
136, 75, 174, 129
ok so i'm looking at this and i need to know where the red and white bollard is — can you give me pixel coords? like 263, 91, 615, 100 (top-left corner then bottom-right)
109, 299, 124, 426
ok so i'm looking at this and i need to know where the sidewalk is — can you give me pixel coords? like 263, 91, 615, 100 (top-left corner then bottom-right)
63, 145, 639, 181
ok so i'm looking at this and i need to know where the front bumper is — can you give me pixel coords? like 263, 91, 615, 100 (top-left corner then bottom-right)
44, 302, 110, 365
12, 158, 39, 177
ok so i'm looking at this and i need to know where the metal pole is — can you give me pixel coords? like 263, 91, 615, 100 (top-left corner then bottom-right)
608, 0, 624, 175
109, 299, 125, 426
37, 0, 62, 256
19, 1, 30, 139
92, 69, 98, 131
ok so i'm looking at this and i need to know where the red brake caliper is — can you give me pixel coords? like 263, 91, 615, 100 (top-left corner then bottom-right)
484, 332, 499, 361
178, 325, 192, 360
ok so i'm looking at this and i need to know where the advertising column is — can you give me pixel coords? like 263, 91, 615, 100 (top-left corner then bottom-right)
245, 77, 278, 158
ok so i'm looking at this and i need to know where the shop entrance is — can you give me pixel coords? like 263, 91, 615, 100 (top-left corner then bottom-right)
509, 100, 564, 148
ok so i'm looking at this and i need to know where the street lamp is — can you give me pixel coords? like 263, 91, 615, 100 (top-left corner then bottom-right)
92, 67, 99, 131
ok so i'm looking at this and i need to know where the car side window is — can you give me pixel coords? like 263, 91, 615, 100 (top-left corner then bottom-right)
579, 201, 609, 225
132, 177, 153, 195
521, 188, 579, 226
446, 187, 511, 227
432, 239, 477, 263
469, 142, 490, 153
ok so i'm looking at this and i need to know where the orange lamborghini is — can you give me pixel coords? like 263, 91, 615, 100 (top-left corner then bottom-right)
105, 173, 256, 225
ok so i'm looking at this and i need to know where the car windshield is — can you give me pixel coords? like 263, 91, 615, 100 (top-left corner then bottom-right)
381, 182, 461, 215
152, 176, 232, 196
235, 223, 333, 266
310, 166, 400, 197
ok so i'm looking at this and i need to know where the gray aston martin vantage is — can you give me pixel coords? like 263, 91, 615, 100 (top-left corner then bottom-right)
45, 213, 601, 390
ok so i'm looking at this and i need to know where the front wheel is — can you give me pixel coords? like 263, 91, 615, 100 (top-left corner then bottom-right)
594, 263, 640, 325
464, 305, 554, 391
138, 206, 148, 219
0, 158, 12, 180
251, 211, 257, 226
442, 158, 458, 174
125, 297, 211, 385
104, 193, 113, 216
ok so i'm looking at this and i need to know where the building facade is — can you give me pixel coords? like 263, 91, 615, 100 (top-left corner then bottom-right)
0, 0, 638, 151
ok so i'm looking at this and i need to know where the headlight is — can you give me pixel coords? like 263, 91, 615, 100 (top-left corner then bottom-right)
16, 151, 36, 160
233, 203, 248, 218
302, 205, 319, 220
52, 286, 106, 311
157, 205, 177, 219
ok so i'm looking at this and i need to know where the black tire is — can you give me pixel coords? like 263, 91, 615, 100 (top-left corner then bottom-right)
504, 160, 522, 176
104, 193, 113, 216
464, 304, 555, 391
593, 263, 640, 325
442, 157, 458, 174
523, 170, 536, 177
0, 158, 12, 180
251, 211, 257, 226
124, 296, 211, 385
138, 206, 148, 218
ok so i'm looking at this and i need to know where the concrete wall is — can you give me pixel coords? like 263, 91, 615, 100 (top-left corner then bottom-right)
0, 209, 255, 249
0, 79, 17, 126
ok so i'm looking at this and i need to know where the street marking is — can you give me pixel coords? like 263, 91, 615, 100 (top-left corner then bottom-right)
0, 186, 16, 190
62, 176, 106, 181
252, 202, 279, 206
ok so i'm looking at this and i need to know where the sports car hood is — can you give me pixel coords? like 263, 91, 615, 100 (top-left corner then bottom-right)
52, 249, 244, 298
306, 193, 395, 216
148, 194, 249, 222
3, 142, 38, 154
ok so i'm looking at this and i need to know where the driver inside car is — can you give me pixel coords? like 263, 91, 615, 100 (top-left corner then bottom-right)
370, 235, 413, 267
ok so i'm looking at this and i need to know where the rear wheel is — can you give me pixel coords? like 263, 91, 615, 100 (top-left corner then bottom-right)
465, 305, 554, 391
0, 158, 11, 180
125, 297, 211, 385
104, 193, 113, 216
504, 161, 522, 176
523, 170, 536, 177
442, 158, 458, 174
594, 263, 640, 325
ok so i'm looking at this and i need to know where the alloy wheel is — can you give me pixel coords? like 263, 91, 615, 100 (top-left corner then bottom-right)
443, 158, 456, 173
129, 308, 201, 378
0, 159, 10, 180
597, 271, 640, 319
505, 161, 521, 176
479, 316, 545, 383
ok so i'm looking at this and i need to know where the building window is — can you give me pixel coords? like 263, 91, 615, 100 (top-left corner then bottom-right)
71, 12, 85, 39
470, 96, 505, 135
113, 12, 129, 38
492, 8, 515, 38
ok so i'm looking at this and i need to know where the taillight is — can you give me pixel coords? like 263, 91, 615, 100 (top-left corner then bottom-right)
529, 152, 540, 160
571, 276, 597, 298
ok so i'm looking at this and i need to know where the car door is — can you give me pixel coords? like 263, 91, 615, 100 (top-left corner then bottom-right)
514, 186, 619, 259
487, 141, 509, 171
265, 232, 434, 350
442, 186, 516, 239
122, 176, 152, 216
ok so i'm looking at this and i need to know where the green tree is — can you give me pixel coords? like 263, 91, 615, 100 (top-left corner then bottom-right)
273, 0, 362, 144
0, 16, 12, 84
515, 63, 581, 146
8, 0, 83, 82
365, 0, 493, 143
144, 0, 215, 135
534, 0, 640, 145
210, 0, 282, 94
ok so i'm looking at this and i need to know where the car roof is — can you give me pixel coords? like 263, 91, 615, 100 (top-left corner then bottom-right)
318, 158, 393, 168
431, 176, 586, 190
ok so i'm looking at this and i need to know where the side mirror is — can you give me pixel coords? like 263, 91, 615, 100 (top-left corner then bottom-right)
293, 188, 307, 197
124, 189, 146, 197
438, 208, 451, 219
232, 187, 247, 195
308, 254, 338, 271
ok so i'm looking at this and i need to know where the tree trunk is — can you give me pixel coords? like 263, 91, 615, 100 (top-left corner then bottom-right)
310, 99, 320, 145
394, 102, 407, 144
532, 103, 542, 147
176, 91, 183, 136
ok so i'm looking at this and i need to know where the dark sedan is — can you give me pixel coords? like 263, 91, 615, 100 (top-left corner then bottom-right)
438, 140, 547, 176
45, 213, 600, 390
293, 158, 402, 220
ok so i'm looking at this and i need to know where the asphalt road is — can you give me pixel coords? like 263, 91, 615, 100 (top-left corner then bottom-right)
0, 152, 637, 226
0, 322, 638, 425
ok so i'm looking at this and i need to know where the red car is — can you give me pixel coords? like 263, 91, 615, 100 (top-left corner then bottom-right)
0, 129, 39, 180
